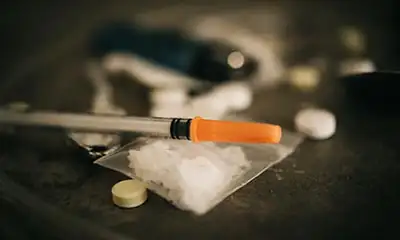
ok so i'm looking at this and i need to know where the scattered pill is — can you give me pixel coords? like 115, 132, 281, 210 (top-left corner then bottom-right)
212, 82, 253, 111
150, 88, 188, 106
149, 82, 253, 119
112, 179, 148, 208
339, 26, 365, 53
295, 108, 336, 140
339, 59, 375, 76
288, 65, 320, 91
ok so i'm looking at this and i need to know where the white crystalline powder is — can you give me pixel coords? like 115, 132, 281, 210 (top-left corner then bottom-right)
127, 140, 250, 215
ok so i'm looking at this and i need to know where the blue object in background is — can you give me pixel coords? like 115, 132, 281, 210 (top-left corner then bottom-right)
90, 22, 257, 83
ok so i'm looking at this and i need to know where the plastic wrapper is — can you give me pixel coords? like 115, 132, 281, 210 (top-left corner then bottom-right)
95, 130, 302, 215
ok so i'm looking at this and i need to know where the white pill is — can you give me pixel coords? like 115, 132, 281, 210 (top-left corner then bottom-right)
150, 105, 191, 118
339, 59, 375, 76
187, 96, 229, 119
112, 179, 147, 208
211, 82, 253, 111
294, 108, 336, 140
288, 65, 320, 91
150, 89, 188, 106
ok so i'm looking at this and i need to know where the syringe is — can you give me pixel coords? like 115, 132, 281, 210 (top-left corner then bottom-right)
0, 110, 281, 144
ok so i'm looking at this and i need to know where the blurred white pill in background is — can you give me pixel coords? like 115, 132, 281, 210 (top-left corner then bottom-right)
295, 108, 336, 140
149, 82, 253, 120
287, 65, 320, 91
339, 59, 375, 76
211, 82, 253, 111
150, 88, 188, 107
186, 95, 230, 119
186, 82, 253, 119
339, 26, 366, 54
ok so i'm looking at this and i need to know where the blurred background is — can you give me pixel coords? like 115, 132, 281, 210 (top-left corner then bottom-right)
1, 1, 400, 239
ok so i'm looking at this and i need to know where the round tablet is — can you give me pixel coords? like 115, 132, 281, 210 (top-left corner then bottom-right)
212, 82, 253, 111
339, 59, 375, 76
150, 89, 188, 106
111, 179, 147, 208
295, 108, 336, 140
288, 65, 320, 91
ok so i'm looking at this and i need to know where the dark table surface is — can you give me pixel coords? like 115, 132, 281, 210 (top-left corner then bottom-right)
1, 1, 400, 239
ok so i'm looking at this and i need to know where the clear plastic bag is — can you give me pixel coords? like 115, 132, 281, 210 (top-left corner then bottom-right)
95, 130, 302, 215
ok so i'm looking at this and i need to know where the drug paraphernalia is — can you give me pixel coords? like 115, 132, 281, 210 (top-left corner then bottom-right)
0, 111, 281, 144
96, 129, 303, 215
127, 139, 250, 215
295, 108, 336, 140
111, 179, 147, 208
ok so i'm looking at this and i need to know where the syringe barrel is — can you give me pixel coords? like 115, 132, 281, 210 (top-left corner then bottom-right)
0, 110, 192, 138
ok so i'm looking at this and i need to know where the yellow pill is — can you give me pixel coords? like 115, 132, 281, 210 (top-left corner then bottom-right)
288, 65, 320, 91
111, 179, 147, 208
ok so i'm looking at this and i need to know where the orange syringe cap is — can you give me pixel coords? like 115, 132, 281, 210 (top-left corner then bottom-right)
190, 117, 282, 144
